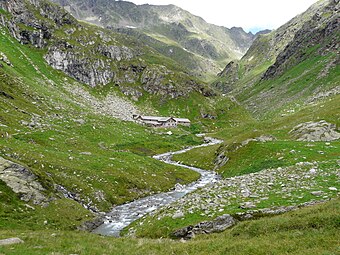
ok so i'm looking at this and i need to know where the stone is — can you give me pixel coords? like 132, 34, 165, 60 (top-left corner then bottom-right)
328, 187, 337, 191
309, 168, 317, 174
79, 152, 92, 155
310, 191, 323, 196
0, 238, 24, 246
172, 214, 236, 239
174, 183, 184, 191
0, 52, 13, 67
172, 211, 184, 219
0, 157, 46, 204
241, 189, 251, 198
74, 119, 85, 125
196, 214, 236, 233
289, 121, 340, 142
240, 202, 256, 209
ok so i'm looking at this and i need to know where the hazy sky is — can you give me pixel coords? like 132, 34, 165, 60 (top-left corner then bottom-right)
128, 0, 319, 33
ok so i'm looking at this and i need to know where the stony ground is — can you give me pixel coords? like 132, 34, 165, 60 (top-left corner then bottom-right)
65, 82, 140, 121
162, 161, 338, 218
129, 158, 339, 237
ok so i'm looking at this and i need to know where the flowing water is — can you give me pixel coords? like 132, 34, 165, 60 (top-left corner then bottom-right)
93, 137, 223, 236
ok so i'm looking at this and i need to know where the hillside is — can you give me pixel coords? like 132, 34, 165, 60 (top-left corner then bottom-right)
0, 0, 214, 218
50, 0, 258, 79
1, 0, 220, 116
215, 0, 339, 117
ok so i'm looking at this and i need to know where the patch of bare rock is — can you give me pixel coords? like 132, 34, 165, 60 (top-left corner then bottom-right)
289, 120, 340, 142
0, 237, 24, 246
65, 83, 139, 121
0, 156, 47, 204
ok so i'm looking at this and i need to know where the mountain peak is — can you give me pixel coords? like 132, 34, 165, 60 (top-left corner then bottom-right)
50, 0, 257, 77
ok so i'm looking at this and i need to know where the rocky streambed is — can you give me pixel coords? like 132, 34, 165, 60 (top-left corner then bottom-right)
92, 137, 223, 236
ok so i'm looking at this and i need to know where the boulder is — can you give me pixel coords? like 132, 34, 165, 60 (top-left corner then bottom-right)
0, 157, 46, 204
172, 214, 236, 239
310, 191, 323, 196
289, 120, 340, 142
172, 211, 184, 219
0, 237, 24, 246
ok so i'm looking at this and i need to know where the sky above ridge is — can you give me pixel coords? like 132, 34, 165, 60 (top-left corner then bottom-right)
128, 0, 319, 33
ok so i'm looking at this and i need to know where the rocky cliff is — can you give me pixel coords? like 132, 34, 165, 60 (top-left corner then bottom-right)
0, 0, 76, 48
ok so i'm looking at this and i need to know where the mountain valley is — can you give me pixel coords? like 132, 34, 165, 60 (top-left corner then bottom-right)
0, 0, 339, 254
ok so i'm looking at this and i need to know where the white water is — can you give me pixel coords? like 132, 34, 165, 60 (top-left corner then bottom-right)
92, 137, 223, 236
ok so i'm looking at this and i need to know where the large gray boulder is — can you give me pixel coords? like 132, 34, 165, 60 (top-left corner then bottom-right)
0, 157, 46, 204
289, 120, 340, 142
0, 237, 24, 246
172, 214, 236, 239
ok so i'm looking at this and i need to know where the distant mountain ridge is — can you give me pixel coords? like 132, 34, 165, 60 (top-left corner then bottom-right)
50, 0, 261, 78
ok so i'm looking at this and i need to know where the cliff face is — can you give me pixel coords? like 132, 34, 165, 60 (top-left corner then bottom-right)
0, 0, 213, 100
0, 0, 75, 48
49, 0, 257, 76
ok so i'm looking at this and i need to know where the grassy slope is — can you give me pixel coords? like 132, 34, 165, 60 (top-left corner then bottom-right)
0, 25, 202, 217
0, 2, 339, 253
173, 94, 340, 172
0, 198, 339, 254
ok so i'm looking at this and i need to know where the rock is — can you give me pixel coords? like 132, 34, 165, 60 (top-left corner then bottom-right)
309, 168, 317, 174
172, 214, 236, 239
1, 0, 75, 48
328, 187, 337, 191
0, 237, 24, 246
310, 191, 323, 196
74, 119, 85, 125
0, 52, 13, 67
174, 183, 184, 191
240, 202, 256, 209
0, 157, 47, 204
79, 152, 92, 155
213, 145, 229, 171
172, 225, 194, 239
172, 211, 184, 219
289, 120, 340, 142
215, 61, 239, 93
97, 45, 133, 61
241, 189, 251, 198
262, 0, 338, 81
195, 214, 236, 234
45, 45, 115, 87
64, 84, 139, 122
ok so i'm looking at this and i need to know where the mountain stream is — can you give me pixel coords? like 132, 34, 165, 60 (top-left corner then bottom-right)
92, 136, 223, 236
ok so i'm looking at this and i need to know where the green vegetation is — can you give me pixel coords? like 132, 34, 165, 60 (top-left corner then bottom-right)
0, 0, 339, 254
0, 198, 339, 254
0, 26, 201, 214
